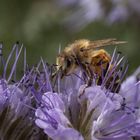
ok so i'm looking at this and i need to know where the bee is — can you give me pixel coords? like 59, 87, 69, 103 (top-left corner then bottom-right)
55, 38, 126, 89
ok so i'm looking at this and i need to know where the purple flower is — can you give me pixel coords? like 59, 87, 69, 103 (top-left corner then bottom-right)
107, 4, 129, 23
35, 83, 122, 139
54, 0, 140, 31
3, 42, 139, 140
0, 42, 24, 109
0, 43, 48, 140
92, 67, 140, 139
35, 50, 140, 139
61, 0, 103, 31
0, 79, 9, 110
35, 92, 84, 140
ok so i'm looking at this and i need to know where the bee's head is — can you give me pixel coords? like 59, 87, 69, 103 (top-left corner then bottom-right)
56, 54, 76, 76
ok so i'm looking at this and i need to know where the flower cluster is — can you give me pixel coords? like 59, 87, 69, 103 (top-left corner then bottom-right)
55, 0, 140, 31
0, 43, 140, 140
35, 50, 140, 140
0, 43, 48, 140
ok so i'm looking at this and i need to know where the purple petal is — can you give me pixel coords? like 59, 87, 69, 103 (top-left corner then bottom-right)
92, 98, 140, 139
35, 109, 81, 139
42, 92, 65, 111
120, 67, 140, 105
50, 128, 84, 140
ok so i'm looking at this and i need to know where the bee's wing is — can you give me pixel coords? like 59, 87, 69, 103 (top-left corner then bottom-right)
85, 38, 127, 50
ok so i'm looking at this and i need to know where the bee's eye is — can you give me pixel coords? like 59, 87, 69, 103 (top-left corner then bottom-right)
80, 47, 84, 52
66, 59, 71, 67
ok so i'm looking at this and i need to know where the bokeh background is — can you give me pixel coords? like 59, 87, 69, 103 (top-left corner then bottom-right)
0, 0, 140, 75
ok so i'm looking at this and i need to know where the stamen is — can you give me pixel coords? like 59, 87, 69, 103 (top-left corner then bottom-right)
57, 71, 61, 93
30, 86, 42, 104
24, 48, 26, 74
7, 44, 23, 82
107, 70, 120, 95
41, 58, 52, 92
0, 43, 5, 73
52, 69, 59, 91
102, 50, 126, 92
134, 81, 140, 107
13, 45, 19, 81
116, 56, 124, 67
102, 65, 117, 88
114, 63, 129, 93
21, 102, 36, 111
114, 51, 122, 65
3, 43, 17, 79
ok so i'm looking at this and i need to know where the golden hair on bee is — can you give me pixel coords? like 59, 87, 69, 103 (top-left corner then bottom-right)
54, 38, 127, 87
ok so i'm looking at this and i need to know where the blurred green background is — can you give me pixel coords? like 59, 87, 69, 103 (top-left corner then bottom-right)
0, 0, 140, 75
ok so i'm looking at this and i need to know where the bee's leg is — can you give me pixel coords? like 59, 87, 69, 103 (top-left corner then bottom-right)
91, 50, 111, 86
51, 70, 61, 83
50, 71, 57, 89
88, 76, 93, 86
51, 66, 64, 79
52, 71, 57, 78
87, 67, 93, 86
82, 63, 93, 86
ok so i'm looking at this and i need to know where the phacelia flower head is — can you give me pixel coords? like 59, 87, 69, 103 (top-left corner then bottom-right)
35, 49, 140, 140
92, 66, 140, 140
0, 43, 48, 140
2, 42, 139, 140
